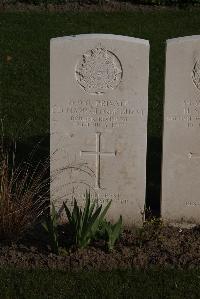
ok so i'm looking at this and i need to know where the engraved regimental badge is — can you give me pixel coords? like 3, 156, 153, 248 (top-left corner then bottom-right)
192, 60, 200, 91
75, 47, 122, 94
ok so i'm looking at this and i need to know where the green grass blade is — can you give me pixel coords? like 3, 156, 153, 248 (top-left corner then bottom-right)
88, 202, 95, 218
87, 205, 103, 237
99, 200, 112, 224
63, 202, 72, 224
72, 199, 79, 225
41, 221, 48, 232
112, 215, 122, 241
82, 191, 91, 229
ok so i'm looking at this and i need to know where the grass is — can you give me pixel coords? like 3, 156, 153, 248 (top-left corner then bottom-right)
1, 9, 200, 212
0, 267, 200, 298
0, 9, 200, 139
1, 9, 200, 296
0, 138, 49, 242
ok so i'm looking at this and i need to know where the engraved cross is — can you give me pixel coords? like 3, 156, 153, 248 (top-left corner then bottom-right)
188, 152, 200, 159
80, 132, 116, 189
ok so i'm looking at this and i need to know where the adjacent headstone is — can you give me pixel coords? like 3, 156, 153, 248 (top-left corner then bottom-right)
162, 35, 200, 225
50, 34, 149, 227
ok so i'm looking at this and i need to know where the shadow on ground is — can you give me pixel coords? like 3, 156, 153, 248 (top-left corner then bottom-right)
1, 134, 162, 218
146, 136, 162, 218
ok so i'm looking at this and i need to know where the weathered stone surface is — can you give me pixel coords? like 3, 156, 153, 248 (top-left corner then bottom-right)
162, 35, 200, 224
50, 34, 149, 226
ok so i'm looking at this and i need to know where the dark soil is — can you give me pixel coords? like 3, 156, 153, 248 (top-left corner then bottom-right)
0, 1, 182, 12
1, 222, 200, 271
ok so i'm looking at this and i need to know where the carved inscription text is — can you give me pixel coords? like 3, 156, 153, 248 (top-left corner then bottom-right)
166, 99, 200, 128
52, 99, 145, 129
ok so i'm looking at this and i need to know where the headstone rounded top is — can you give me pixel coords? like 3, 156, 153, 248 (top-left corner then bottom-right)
167, 35, 200, 45
75, 47, 123, 94
50, 34, 149, 46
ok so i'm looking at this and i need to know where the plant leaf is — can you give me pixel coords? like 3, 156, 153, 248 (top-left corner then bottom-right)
99, 200, 112, 225
63, 202, 72, 224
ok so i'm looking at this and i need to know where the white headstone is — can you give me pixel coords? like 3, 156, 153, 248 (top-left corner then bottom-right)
50, 34, 149, 227
162, 35, 200, 225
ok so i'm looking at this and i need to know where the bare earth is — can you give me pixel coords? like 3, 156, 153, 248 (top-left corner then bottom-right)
0, 1, 199, 271
1, 222, 200, 271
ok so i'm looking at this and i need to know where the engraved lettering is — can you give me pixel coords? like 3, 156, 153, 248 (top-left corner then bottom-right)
51, 100, 145, 129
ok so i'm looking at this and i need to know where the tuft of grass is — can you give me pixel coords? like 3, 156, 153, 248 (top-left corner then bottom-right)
0, 138, 49, 242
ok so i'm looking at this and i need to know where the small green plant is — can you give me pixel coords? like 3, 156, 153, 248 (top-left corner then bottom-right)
103, 216, 123, 251
42, 203, 59, 255
63, 190, 112, 249
94, 218, 108, 239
